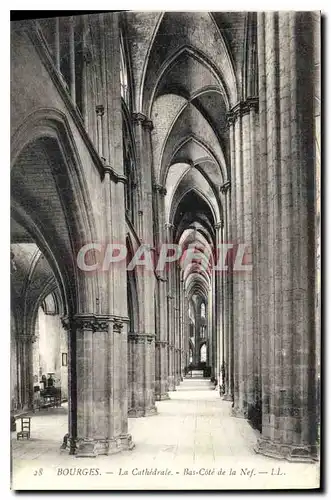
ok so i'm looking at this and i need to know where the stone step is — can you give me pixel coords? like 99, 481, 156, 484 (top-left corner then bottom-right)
189, 370, 204, 378
177, 379, 215, 391
183, 378, 211, 384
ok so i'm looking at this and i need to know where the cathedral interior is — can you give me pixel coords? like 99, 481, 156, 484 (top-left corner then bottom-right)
10, 11, 320, 465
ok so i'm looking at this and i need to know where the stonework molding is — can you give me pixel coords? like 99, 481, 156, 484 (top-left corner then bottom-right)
75, 434, 135, 457
61, 316, 71, 331
220, 180, 231, 194
153, 183, 167, 196
155, 340, 169, 347
95, 104, 105, 117
155, 272, 168, 283
128, 333, 156, 344
132, 112, 153, 130
132, 112, 146, 124
214, 220, 224, 230
226, 97, 259, 126
111, 316, 129, 332
232, 407, 248, 419
128, 407, 157, 418
61, 314, 129, 333
255, 438, 318, 463
74, 314, 111, 332
17, 334, 37, 344
143, 119, 154, 131
103, 165, 127, 185
155, 393, 170, 401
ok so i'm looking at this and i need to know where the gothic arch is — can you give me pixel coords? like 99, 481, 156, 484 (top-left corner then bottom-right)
11, 108, 100, 314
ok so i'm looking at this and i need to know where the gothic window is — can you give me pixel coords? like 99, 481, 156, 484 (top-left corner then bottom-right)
201, 302, 205, 318
189, 349, 193, 364
200, 344, 207, 363
200, 325, 205, 339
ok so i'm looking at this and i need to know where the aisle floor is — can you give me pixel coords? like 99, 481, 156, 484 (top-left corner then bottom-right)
11, 379, 319, 490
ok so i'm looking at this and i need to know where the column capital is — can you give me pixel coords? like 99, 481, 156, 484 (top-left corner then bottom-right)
153, 184, 167, 196
17, 334, 37, 344
74, 314, 111, 332
164, 222, 174, 230
155, 340, 169, 347
132, 113, 153, 130
96, 104, 105, 117
220, 180, 231, 194
128, 333, 155, 344
61, 314, 129, 333
103, 165, 127, 185
143, 118, 154, 131
214, 220, 224, 230
132, 112, 146, 123
226, 98, 259, 126
155, 272, 168, 283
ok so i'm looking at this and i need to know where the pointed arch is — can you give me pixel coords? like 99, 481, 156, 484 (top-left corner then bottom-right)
148, 44, 230, 116
11, 108, 100, 314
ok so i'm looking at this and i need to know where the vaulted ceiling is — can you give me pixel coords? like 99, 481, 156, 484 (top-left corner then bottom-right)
124, 11, 244, 299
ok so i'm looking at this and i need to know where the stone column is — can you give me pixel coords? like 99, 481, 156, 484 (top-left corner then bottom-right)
153, 184, 170, 400
183, 294, 190, 372
227, 99, 257, 418
220, 182, 232, 400
228, 104, 245, 417
17, 334, 36, 410
255, 12, 318, 462
60, 12, 133, 456
127, 332, 157, 417
69, 16, 76, 105
313, 12, 321, 427
249, 100, 262, 429
62, 314, 133, 457
165, 222, 176, 391
226, 174, 235, 401
180, 279, 185, 380
193, 304, 200, 366
129, 113, 157, 417
174, 266, 181, 386
214, 221, 223, 389
242, 99, 256, 420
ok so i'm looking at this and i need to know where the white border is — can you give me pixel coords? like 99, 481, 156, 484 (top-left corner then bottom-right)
2, 3, 329, 499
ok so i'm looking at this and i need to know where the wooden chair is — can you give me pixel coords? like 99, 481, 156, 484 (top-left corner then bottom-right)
17, 417, 31, 440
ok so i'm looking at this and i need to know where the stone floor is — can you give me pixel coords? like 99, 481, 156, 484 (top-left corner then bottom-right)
11, 379, 320, 490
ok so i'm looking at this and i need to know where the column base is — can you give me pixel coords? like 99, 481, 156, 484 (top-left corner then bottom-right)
128, 406, 157, 418
223, 394, 233, 401
75, 434, 135, 457
168, 377, 176, 391
255, 437, 319, 463
232, 406, 248, 418
155, 393, 170, 401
